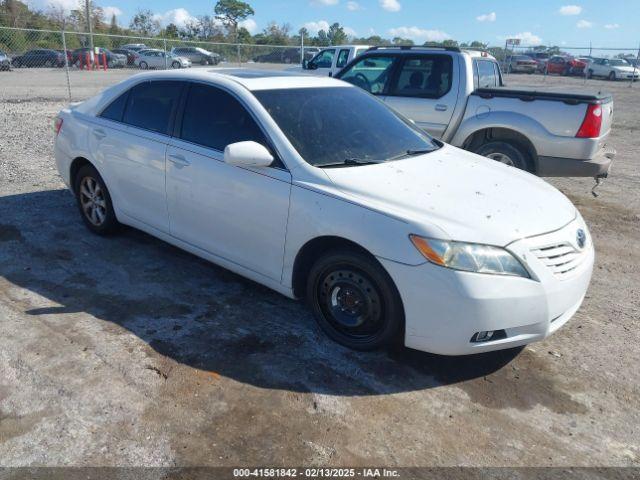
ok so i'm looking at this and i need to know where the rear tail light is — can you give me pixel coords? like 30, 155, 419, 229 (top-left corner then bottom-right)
54, 117, 63, 136
576, 104, 602, 138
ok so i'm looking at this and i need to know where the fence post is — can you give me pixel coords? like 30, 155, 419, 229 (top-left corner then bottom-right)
237, 43, 241, 67
300, 31, 304, 66
61, 28, 72, 102
164, 37, 168, 70
631, 43, 640, 88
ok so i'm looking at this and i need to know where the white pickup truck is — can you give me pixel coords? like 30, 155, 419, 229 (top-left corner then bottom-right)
298, 45, 371, 77
334, 46, 615, 183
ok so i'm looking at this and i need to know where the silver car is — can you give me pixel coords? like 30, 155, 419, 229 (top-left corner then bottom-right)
0, 50, 11, 70
170, 47, 221, 65
136, 50, 191, 69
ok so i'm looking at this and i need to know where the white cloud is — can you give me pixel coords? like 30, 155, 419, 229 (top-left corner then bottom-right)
380, 0, 401, 12
102, 6, 122, 19
502, 31, 543, 46
27, 0, 77, 14
346, 1, 361, 11
303, 20, 330, 34
577, 19, 593, 28
239, 18, 258, 33
388, 26, 450, 42
310, 0, 339, 5
153, 8, 197, 28
476, 12, 496, 22
604, 23, 620, 29
559, 5, 582, 15
343, 26, 357, 37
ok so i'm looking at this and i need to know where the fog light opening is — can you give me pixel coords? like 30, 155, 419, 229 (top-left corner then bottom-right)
470, 329, 506, 343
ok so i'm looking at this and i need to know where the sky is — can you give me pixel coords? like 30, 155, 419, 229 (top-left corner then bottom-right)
28, 0, 640, 49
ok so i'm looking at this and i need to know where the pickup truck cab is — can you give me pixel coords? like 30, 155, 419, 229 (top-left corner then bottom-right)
335, 46, 614, 178
301, 45, 371, 77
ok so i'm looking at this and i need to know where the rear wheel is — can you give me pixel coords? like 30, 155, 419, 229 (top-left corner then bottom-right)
200, 58, 208, 65
609, 71, 617, 81
172, 60, 181, 69
74, 164, 119, 235
587, 69, 593, 79
307, 249, 404, 351
139, 61, 148, 70
475, 141, 532, 172
44, 59, 53, 67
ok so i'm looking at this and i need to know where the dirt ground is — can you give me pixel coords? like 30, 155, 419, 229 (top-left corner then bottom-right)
0, 67, 639, 468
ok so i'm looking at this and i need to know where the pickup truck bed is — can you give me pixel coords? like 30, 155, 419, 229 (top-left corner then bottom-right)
472, 87, 613, 105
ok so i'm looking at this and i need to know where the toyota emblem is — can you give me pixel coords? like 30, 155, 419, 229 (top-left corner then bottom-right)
576, 229, 586, 249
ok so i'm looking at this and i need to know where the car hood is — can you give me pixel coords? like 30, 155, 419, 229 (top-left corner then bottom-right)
321, 145, 577, 246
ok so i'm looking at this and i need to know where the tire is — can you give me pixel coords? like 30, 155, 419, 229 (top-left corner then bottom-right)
587, 69, 593, 79
200, 58, 207, 65
139, 61, 148, 70
609, 71, 616, 81
306, 249, 404, 351
475, 141, 532, 172
44, 59, 53, 68
172, 60, 181, 69
74, 164, 119, 235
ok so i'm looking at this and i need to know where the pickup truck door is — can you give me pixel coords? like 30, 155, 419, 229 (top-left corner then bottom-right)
382, 53, 459, 139
308, 48, 336, 76
332, 48, 351, 76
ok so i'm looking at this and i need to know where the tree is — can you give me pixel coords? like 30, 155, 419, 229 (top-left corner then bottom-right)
214, 0, 254, 40
316, 29, 329, 46
392, 36, 413, 45
259, 21, 290, 45
164, 23, 179, 38
129, 8, 159, 36
327, 22, 346, 45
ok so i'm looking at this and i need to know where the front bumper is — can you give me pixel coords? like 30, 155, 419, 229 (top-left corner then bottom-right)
380, 217, 594, 355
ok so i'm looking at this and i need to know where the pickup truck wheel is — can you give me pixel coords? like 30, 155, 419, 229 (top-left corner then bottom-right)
307, 249, 403, 351
475, 141, 531, 172
74, 164, 120, 235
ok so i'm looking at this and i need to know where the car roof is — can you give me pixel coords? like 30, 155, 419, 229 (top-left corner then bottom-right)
129, 68, 348, 91
362, 46, 496, 60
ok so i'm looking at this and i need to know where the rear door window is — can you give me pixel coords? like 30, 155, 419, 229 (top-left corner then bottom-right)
389, 55, 453, 98
336, 49, 350, 68
476, 60, 499, 88
122, 81, 183, 135
100, 91, 129, 122
338, 55, 396, 95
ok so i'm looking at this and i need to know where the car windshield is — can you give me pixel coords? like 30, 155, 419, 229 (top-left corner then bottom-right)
254, 86, 439, 167
609, 59, 628, 66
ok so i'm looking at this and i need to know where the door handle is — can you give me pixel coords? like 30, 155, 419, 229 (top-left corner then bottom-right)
435, 104, 448, 112
168, 153, 190, 167
92, 128, 106, 139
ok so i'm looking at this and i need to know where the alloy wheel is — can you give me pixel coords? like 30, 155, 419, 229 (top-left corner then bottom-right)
79, 176, 107, 226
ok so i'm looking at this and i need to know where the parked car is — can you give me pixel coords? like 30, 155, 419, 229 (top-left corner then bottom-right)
11, 49, 64, 68
111, 48, 138, 66
587, 57, 640, 81
121, 43, 147, 52
71, 48, 127, 68
136, 49, 191, 69
170, 46, 220, 65
545, 56, 587, 76
0, 49, 11, 70
53, 69, 595, 355
526, 51, 550, 72
253, 47, 317, 64
335, 46, 614, 178
503, 55, 537, 73
56, 49, 73, 65
297, 45, 371, 76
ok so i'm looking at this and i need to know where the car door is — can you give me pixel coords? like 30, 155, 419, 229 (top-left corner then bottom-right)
309, 49, 336, 76
165, 82, 291, 280
332, 48, 350, 76
383, 54, 458, 138
91, 80, 184, 233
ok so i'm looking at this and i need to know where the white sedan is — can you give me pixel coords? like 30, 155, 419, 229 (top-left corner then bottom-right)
136, 49, 191, 69
53, 70, 594, 355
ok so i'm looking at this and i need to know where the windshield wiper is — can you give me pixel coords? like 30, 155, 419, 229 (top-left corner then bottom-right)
387, 148, 434, 161
318, 158, 383, 168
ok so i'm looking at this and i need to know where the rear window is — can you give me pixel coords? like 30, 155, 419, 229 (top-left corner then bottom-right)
122, 81, 183, 135
476, 60, 500, 88
390, 55, 453, 98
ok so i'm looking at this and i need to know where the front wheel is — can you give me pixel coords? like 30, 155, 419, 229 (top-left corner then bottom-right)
307, 250, 404, 351
587, 69, 593, 79
171, 60, 181, 69
609, 71, 617, 81
74, 164, 120, 235
475, 141, 532, 172
139, 61, 148, 70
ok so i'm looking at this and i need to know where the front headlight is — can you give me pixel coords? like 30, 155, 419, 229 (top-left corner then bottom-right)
409, 235, 530, 278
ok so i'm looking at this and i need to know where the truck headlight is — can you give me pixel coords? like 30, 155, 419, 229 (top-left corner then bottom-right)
409, 235, 530, 278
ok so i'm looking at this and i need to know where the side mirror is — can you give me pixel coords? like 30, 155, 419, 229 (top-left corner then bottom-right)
224, 141, 274, 168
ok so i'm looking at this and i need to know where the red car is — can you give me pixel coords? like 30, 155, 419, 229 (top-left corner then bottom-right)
545, 55, 587, 76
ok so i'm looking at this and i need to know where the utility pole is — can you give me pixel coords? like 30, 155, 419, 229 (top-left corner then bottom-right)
85, 0, 94, 54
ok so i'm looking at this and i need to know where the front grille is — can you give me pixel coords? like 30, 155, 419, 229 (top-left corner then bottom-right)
530, 242, 588, 280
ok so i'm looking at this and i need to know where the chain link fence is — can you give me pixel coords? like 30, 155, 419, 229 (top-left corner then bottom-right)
1, 25, 640, 101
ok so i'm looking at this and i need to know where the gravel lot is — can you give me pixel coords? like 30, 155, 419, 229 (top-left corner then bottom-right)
0, 67, 639, 468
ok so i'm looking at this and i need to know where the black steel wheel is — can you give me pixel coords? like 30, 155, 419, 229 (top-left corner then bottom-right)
307, 249, 403, 350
